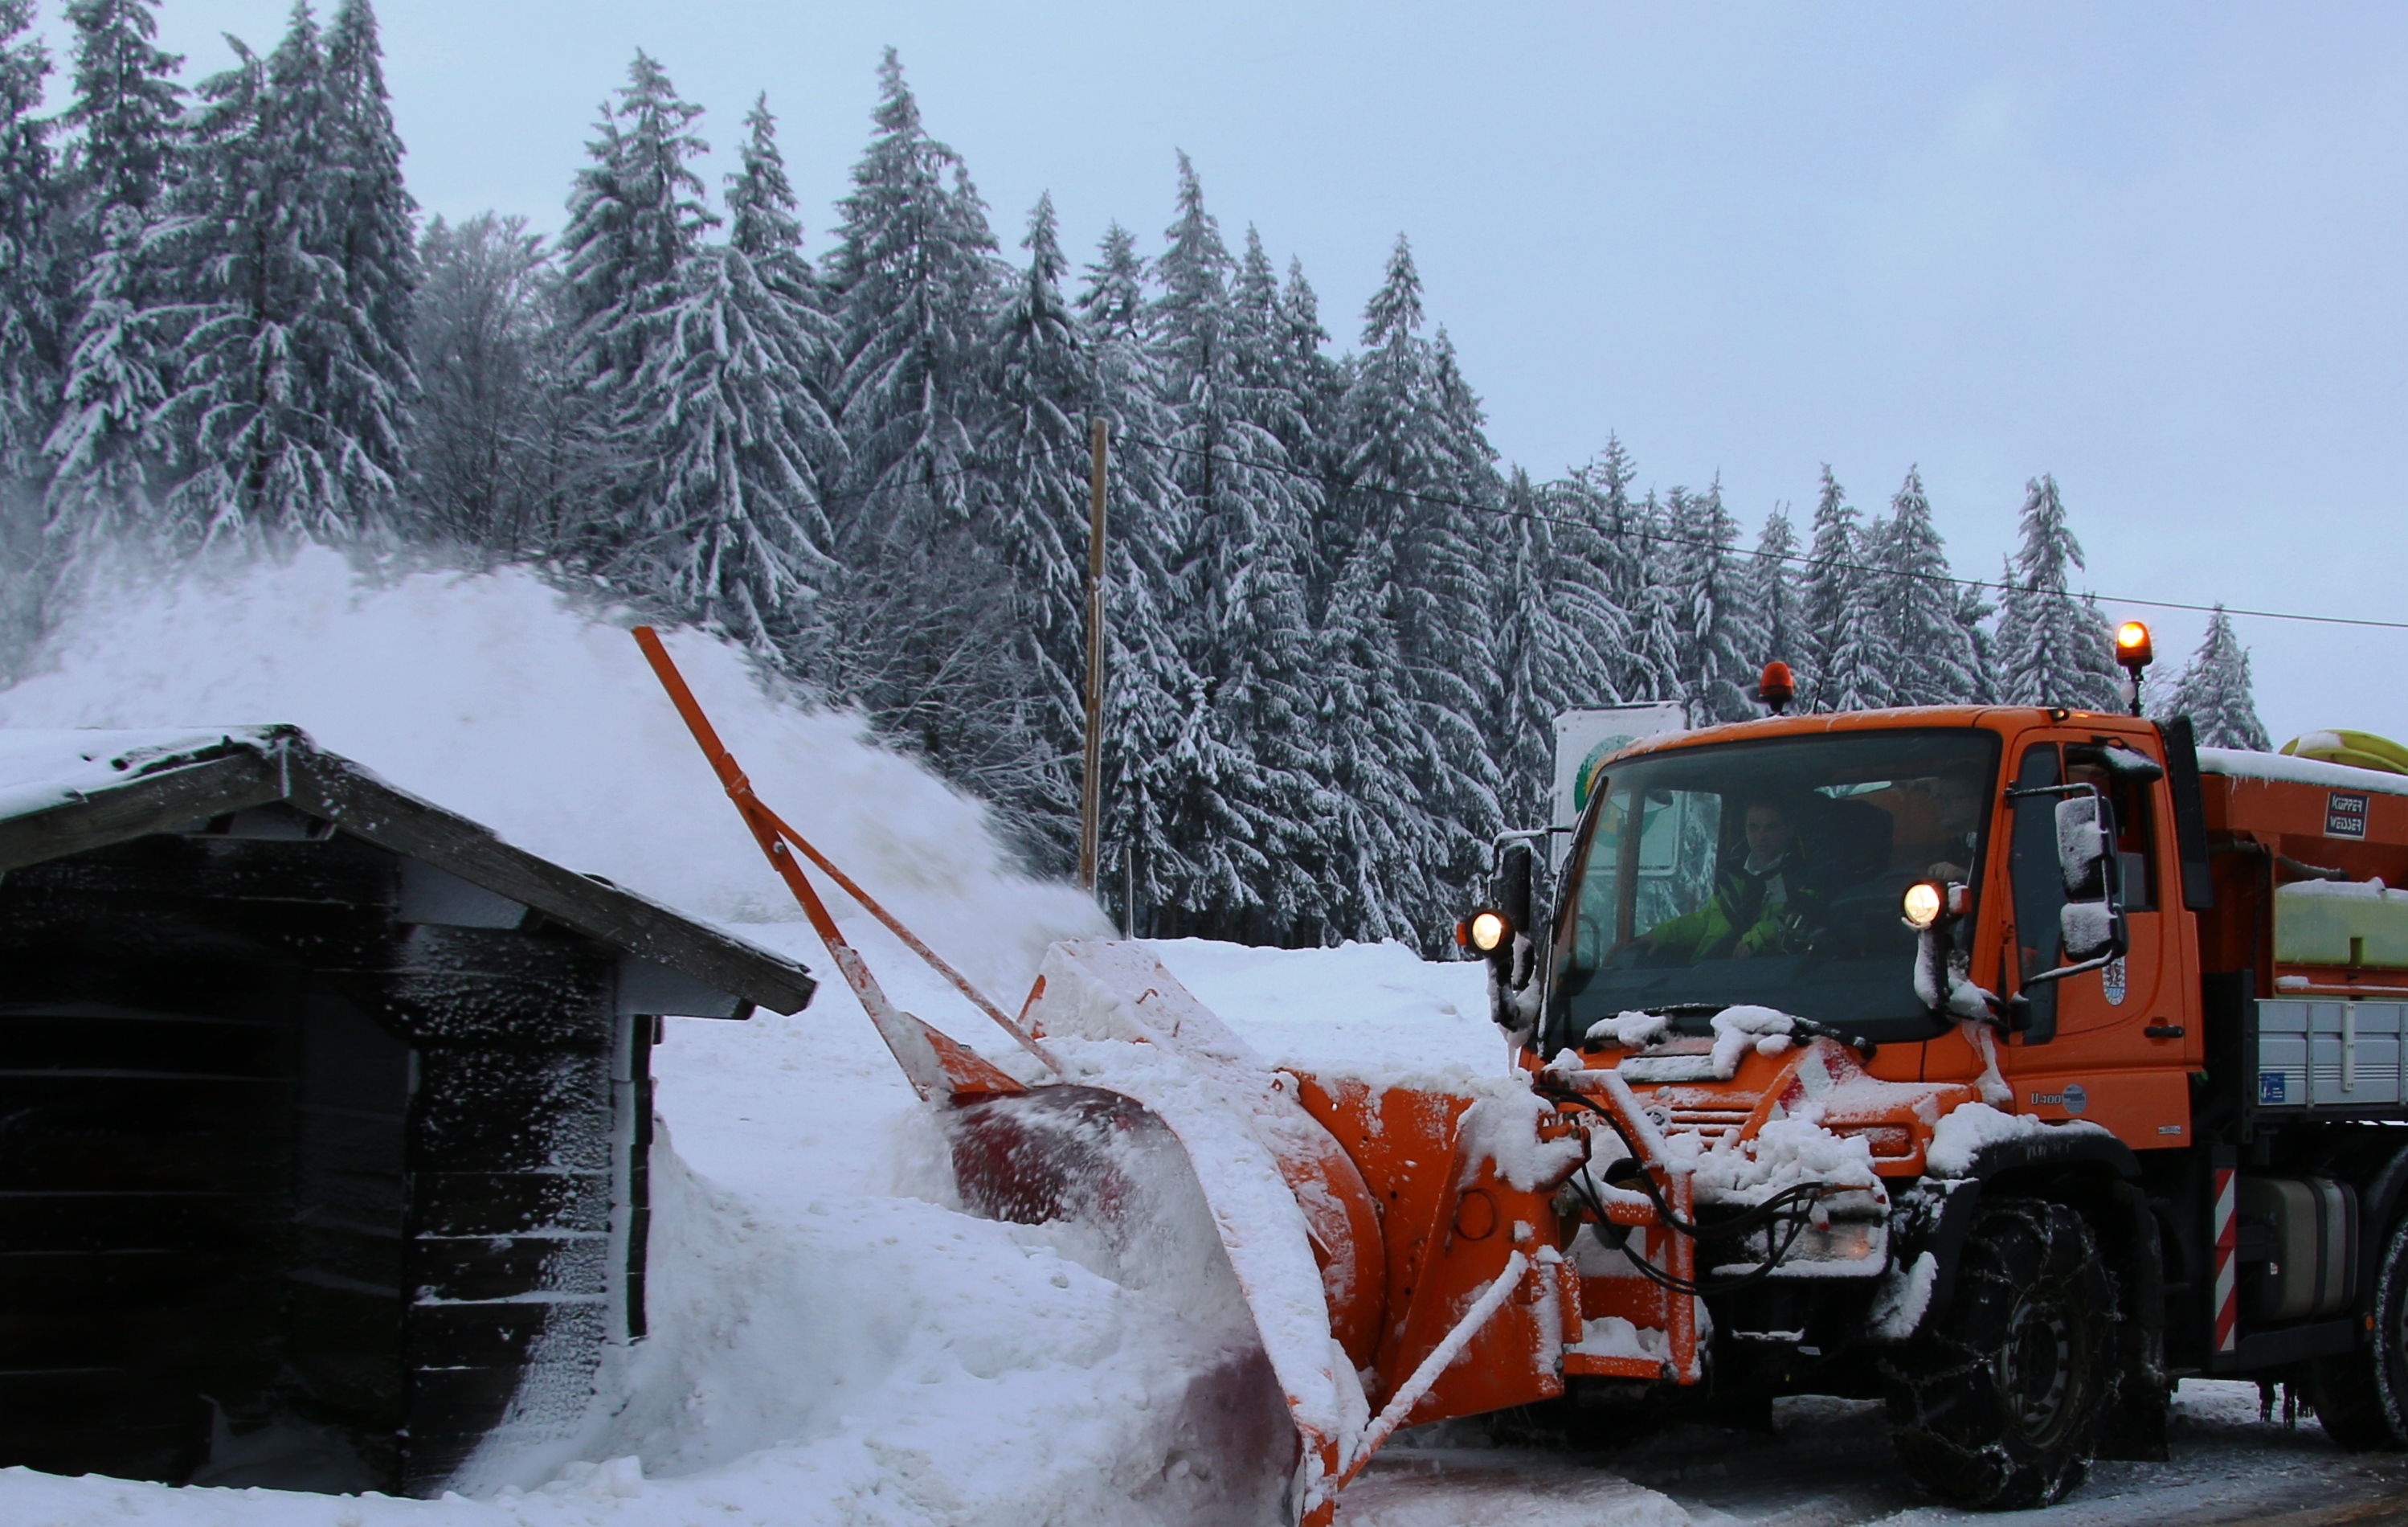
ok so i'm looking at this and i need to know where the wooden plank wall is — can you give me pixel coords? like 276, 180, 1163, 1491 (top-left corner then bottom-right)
0, 821, 639, 1492
358, 921, 622, 1488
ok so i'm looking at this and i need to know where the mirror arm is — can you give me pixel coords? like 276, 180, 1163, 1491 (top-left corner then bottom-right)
2022, 950, 2120, 989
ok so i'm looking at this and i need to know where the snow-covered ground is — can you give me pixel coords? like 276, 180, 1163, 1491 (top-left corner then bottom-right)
2, 553, 2401, 1527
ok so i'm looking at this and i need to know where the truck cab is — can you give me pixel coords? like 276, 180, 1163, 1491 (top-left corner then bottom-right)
1472, 701, 2408, 1509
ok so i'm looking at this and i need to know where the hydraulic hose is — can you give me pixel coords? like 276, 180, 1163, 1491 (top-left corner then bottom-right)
1541, 1084, 1833, 1297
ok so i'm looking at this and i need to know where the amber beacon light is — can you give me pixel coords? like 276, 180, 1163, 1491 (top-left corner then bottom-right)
2112, 620, 2152, 715
1757, 661, 1796, 715
2115, 621, 2153, 670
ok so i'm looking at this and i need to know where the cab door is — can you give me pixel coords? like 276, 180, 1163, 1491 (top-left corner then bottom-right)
2002, 735, 2192, 1148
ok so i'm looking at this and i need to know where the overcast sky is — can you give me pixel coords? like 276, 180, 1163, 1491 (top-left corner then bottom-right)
44, 2, 2408, 747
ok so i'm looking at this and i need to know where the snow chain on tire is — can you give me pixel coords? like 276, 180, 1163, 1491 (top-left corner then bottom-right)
1880, 1197, 2116, 1509
2308, 1213, 2408, 1451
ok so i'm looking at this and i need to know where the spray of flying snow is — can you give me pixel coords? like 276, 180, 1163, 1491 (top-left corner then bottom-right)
0, 546, 1110, 999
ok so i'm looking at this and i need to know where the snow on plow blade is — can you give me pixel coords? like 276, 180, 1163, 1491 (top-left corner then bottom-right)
988, 940, 1592, 1524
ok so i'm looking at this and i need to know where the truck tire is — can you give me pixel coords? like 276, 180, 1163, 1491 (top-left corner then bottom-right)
1882, 1198, 2115, 1509
2308, 1214, 2408, 1451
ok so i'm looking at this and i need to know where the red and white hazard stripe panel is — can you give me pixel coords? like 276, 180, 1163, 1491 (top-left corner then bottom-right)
2213, 1167, 2238, 1355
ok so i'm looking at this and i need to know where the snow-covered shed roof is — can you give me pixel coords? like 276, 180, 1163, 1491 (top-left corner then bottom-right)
2197, 745, 2408, 799
0, 726, 816, 1016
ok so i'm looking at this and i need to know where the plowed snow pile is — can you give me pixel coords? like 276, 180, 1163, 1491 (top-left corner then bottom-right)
0, 551, 1560, 1527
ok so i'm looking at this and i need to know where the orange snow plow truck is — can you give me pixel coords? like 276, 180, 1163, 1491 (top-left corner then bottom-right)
635, 628, 2408, 1524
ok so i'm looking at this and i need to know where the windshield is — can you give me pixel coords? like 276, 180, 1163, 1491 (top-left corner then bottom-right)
1550, 728, 2000, 1045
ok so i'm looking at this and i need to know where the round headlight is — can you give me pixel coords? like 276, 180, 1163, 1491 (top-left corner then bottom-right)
1900, 880, 1945, 931
1468, 909, 1511, 953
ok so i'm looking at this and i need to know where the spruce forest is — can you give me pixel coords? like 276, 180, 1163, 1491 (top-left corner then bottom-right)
0, 1, 2273, 949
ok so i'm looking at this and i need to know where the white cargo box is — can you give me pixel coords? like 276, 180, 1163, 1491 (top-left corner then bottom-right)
2274, 879, 2408, 969
2256, 998, 2406, 1109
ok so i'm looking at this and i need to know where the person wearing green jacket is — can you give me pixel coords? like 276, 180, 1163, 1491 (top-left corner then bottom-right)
1637, 797, 1811, 964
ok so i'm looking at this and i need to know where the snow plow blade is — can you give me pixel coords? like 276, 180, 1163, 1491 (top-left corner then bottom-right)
633, 628, 1673, 1525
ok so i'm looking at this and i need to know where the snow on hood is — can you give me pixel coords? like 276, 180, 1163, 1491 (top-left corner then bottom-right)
1584, 1005, 1797, 1081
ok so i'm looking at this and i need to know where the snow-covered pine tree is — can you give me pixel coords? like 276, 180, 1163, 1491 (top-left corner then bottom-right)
2163, 605, 2271, 751
1071, 219, 1195, 932
1801, 466, 1890, 710
151, 10, 406, 547
1749, 508, 1802, 674
1879, 466, 1981, 705
1072, 217, 1180, 570
42, 0, 182, 555
821, 52, 1038, 807
825, 48, 1000, 552
726, 92, 840, 395
559, 47, 716, 547
974, 191, 1089, 867
1666, 479, 1760, 723
0, 0, 51, 676
1955, 576, 1999, 703
628, 94, 845, 653
1276, 256, 1347, 596
1314, 507, 1435, 946
1494, 467, 1627, 825
55, 0, 182, 228
319, 0, 415, 498
1097, 532, 1208, 938
1335, 236, 1506, 944
0, 0, 55, 485
1146, 162, 1327, 940
1200, 223, 1332, 940
42, 203, 164, 552
1997, 473, 2121, 710
1563, 436, 1675, 704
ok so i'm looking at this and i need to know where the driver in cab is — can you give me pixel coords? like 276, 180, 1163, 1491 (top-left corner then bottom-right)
1631, 797, 1808, 963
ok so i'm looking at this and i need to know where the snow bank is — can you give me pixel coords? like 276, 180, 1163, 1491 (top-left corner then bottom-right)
1144, 935, 1497, 1083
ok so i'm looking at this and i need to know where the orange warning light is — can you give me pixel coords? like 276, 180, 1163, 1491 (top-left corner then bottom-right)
2115, 621, 2153, 669
1757, 660, 1796, 715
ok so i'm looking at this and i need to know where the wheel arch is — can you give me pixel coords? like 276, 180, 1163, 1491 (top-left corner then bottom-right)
1902, 1131, 2147, 1334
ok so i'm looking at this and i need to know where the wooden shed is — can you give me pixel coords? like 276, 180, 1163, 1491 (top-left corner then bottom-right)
0, 727, 816, 1493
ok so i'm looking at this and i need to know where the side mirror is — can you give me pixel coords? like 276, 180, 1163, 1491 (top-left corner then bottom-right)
1494, 840, 1534, 966
2055, 793, 2112, 899
2046, 792, 2126, 967
2061, 899, 2124, 962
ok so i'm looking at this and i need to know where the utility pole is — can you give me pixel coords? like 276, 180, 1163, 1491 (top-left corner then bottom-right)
1078, 418, 1109, 892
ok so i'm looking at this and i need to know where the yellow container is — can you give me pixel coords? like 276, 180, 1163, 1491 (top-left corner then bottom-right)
2275, 880, 2408, 968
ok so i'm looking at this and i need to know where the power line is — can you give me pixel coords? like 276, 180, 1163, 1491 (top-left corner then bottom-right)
1114, 431, 2408, 636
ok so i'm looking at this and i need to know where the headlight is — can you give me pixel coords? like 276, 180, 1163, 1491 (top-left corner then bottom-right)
1467, 909, 1512, 953
1901, 880, 1945, 931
